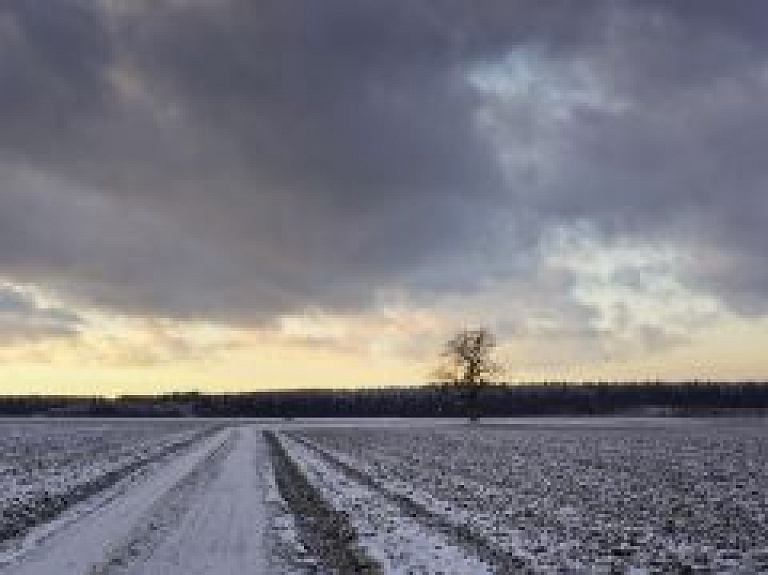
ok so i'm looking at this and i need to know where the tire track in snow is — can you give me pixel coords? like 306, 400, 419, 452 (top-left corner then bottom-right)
276, 432, 498, 574
0, 425, 223, 550
265, 431, 380, 574
3, 428, 234, 575
284, 432, 532, 574
90, 430, 238, 575
113, 426, 279, 575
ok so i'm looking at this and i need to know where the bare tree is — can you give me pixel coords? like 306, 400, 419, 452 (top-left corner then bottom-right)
434, 327, 503, 420
435, 327, 502, 387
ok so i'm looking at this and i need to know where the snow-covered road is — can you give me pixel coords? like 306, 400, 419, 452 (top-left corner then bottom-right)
3, 426, 281, 575
129, 426, 272, 575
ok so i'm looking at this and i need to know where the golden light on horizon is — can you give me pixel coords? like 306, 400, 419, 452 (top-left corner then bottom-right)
2, 295, 768, 396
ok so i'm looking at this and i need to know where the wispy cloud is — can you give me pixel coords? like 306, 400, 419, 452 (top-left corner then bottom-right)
0, 282, 84, 343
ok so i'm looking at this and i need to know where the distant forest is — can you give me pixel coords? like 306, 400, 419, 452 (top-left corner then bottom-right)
1, 381, 768, 418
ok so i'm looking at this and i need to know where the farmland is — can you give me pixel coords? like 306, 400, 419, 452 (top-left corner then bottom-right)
285, 421, 768, 572
0, 419, 766, 573
0, 421, 217, 545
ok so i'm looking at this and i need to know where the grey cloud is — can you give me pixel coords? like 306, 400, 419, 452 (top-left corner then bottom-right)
0, 0, 524, 320
0, 283, 83, 343
0, 164, 300, 319
480, 2, 768, 314
0, 2, 111, 160
0, 0, 767, 332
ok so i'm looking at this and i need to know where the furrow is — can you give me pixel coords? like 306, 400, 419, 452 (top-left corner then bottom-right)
274, 432, 496, 575
285, 432, 533, 574
264, 431, 380, 575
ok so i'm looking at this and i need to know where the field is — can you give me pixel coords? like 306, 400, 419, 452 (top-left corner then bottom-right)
0, 421, 215, 544
0, 419, 766, 573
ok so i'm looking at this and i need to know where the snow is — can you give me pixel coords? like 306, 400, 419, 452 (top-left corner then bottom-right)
277, 432, 496, 574
0, 421, 212, 543
3, 428, 233, 575
119, 426, 270, 575
1, 418, 766, 574
295, 420, 768, 572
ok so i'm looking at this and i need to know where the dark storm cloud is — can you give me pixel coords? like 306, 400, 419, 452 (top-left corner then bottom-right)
473, 0, 768, 314
0, 0, 521, 318
526, 1, 768, 313
0, 1, 111, 159
0, 164, 301, 319
1, 0, 767, 324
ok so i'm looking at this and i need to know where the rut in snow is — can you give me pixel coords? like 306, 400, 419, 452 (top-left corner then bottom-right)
283, 431, 533, 573
276, 432, 504, 574
4, 429, 234, 575
264, 430, 381, 574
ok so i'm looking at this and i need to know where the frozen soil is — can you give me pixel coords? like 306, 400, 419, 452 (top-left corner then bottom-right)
295, 420, 768, 573
265, 431, 380, 574
273, 431, 497, 574
2, 418, 766, 574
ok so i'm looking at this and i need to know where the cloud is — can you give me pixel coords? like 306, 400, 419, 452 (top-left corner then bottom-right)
0, 283, 84, 343
0, 0, 521, 320
472, 1, 768, 315
0, 0, 767, 348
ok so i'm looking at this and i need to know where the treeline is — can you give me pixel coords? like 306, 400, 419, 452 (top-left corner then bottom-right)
1, 381, 768, 418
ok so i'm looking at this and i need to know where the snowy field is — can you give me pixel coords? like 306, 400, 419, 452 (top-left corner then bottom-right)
0, 421, 215, 545
289, 420, 768, 572
0, 418, 765, 574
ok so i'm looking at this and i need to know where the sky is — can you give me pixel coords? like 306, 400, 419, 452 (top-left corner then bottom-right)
1, 1, 768, 395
